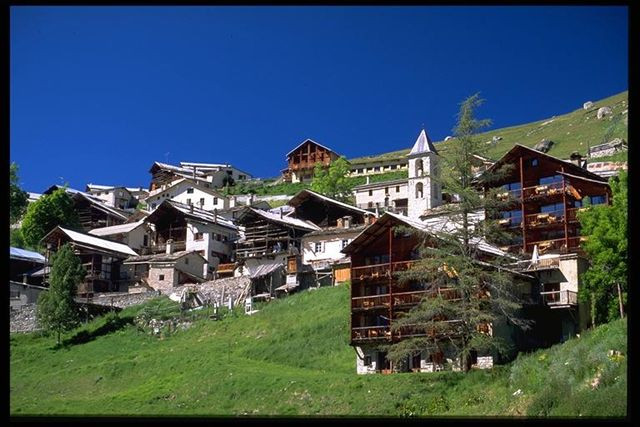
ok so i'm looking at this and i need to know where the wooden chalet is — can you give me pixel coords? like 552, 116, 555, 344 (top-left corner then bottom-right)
41, 226, 139, 295
43, 185, 130, 231
480, 144, 611, 255
148, 161, 206, 191
281, 139, 341, 183
342, 212, 536, 374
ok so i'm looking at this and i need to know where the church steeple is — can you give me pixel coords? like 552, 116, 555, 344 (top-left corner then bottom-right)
408, 128, 438, 157
407, 128, 441, 219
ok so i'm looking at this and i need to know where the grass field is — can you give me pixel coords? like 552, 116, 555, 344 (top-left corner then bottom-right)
349, 91, 628, 165
10, 285, 627, 417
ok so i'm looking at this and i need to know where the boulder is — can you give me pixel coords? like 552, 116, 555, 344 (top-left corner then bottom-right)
583, 101, 594, 110
534, 139, 554, 153
444, 136, 453, 141
492, 136, 502, 142
597, 106, 612, 120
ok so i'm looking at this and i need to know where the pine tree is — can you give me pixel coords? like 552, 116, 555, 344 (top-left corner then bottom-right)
386, 94, 530, 372
577, 170, 627, 324
36, 244, 85, 345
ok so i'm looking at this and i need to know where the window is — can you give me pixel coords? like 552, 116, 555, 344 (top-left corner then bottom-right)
239, 175, 246, 180
368, 190, 373, 196
415, 159, 424, 176
357, 168, 364, 174
415, 182, 424, 199
384, 187, 389, 195
185, 257, 189, 265
501, 210, 522, 225
539, 175, 562, 185
187, 188, 194, 194
342, 239, 350, 249
589, 195, 606, 205
391, 165, 397, 170
215, 234, 221, 241
315, 242, 323, 253
200, 198, 205, 206
530, 158, 539, 167
194, 232, 204, 241
574, 200, 583, 208
211, 250, 216, 256
368, 201, 373, 208
374, 166, 380, 172
186, 198, 192, 205
213, 197, 218, 205
227, 170, 233, 175
143, 235, 149, 246
384, 197, 389, 207
396, 186, 400, 193
364, 356, 372, 366
540, 202, 565, 214
159, 274, 165, 281
151, 203, 156, 209
503, 182, 521, 192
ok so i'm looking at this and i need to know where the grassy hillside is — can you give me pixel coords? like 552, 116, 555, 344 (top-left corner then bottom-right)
11, 285, 626, 417
350, 91, 628, 165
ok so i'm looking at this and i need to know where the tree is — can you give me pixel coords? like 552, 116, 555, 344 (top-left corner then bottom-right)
310, 156, 352, 202
222, 174, 235, 188
21, 188, 80, 249
10, 162, 29, 224
386, 94, 529, 372
577, 170, 627, 324
36, 244, 85, 345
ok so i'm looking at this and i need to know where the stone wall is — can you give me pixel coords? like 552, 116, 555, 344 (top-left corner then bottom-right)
168, 276, 251, 307
10, 304, 39, 333
86, 291, 160, 309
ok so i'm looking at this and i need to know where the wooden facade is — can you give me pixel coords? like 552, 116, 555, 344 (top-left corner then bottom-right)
282, 139, 340, 183
482, 145, 611, 256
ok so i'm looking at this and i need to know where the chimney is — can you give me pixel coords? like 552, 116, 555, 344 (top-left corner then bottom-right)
569, 151, 584, 168
214, 208, 218, 224
192, 166, 196, 179
166, 239, 174, 254
189, 203, 194, 213
366, 176, 370, 184
280, 207, 283, 219
249, 194, 255, 205
230, 196, 237, 208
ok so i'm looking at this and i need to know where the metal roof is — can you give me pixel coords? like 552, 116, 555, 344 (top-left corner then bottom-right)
89, 220, 146, 237
287, 189, 377, 218
123, 250, 207, 265
42, 226, 139, 257
10, 247, 46, 263
238, 207, 321, 232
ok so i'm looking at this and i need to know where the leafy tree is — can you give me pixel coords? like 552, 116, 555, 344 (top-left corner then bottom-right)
386, 94, 529, 372
10, 162, 29, 224
21, 188, 80, 249
310, 156, 352, 202
577, 170, 627, 324
36, 244, 85, 345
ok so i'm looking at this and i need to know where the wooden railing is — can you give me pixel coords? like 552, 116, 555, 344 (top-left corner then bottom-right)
351, 260, 417, 281
351, 326, 390, 341
352, 288, 462, 310
540, 290, 578, 306
501, 236, 586, 255
522, 181, 565, 199
149, 240, 186, 253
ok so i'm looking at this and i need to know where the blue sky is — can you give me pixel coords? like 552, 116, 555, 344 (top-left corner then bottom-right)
10, 6, 628, 192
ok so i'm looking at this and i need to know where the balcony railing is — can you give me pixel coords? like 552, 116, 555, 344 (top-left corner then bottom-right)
501, 236, 586, 255
352, 288, 462, 310
522, 181, 565, 199
351, 260, 417, 281
351, 326, 391, 341
540, 290, 578, 307
149, 240, 186, 253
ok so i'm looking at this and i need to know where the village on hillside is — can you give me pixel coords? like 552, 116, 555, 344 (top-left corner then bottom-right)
10, 91, 628, 375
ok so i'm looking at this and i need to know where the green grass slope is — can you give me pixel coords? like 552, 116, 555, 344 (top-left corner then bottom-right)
350, 91, 628, 165
10, 285, 626, 417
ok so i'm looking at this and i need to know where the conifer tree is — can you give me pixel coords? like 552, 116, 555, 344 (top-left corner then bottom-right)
386, 94, 530, 372
36, 244, 85, 345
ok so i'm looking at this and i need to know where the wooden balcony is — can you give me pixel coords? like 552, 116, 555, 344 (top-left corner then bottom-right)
351, 260, 416, 281
149, 240, 186, 253
540, 290, 578, 308
501, 236, 586, 255
351, 288, 462, 310
351, 326, 391, 342
522, 181, 565, 199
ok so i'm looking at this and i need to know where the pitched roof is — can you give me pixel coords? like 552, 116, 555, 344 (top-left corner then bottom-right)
41, 226, 139, 257
145, 199, 238, 230
144, 177, 227, 201
150, 161, 207, 177
238, 207, 321, 232
342, 211, 510, 259
287, 189, 377, 218
482, 144, 608, 184
88, 220, 146, 237
43, 185, 130, 220
285, 138, 339, 158
10, 247, 46, 263
123, 250, 206, 264
408, 129, 438, 157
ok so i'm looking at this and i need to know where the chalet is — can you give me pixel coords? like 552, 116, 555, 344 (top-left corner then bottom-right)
342, 212, 537, 374
281, 139, 341, 183
43, 185, 130, 231
122, 249, 207, 292
88, 220, 153, 251
235, 207, 320, 297
144, 177, 230, 211
143, 199, 239, 278
40, 226, 139, 295
85, 184, 139, 210
287, 189, 377, 285
480, 144, 611, 256
179, 162, 252, 185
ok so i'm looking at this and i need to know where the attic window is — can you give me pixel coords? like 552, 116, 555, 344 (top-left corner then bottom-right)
159, 274, 165, 281
187, 188, 194, 194
530, 158, 539, 167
